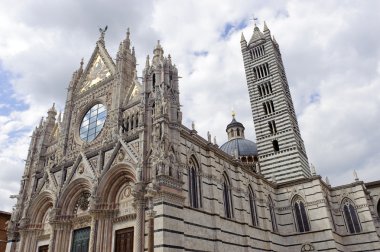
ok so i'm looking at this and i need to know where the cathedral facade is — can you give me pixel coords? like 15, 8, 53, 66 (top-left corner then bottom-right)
6, 23, 380, 252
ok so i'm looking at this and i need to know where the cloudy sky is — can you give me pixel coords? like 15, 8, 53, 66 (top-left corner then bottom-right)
1, 0, 380, 211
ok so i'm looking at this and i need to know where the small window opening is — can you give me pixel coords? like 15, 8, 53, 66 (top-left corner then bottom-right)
263, 103, 268, 115
273, 140, 279, 151
152, 74, 156, 91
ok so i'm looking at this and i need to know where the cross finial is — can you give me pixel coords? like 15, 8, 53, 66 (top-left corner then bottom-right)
250, 15, 259, 26
231, 109, 236, 119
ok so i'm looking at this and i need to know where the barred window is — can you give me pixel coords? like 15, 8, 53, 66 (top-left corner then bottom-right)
188, 156, 202, 208
250, 44, 265, 59
263, 100, 275, 115
248, 186, 258, 226
268, 196, 278, 232
293, 196, 310, 232
223, 173, 234, 218
253, 63, 270, 80
342, 198, 361, 234
258, 81, 273, 97
268, 120, 277, 134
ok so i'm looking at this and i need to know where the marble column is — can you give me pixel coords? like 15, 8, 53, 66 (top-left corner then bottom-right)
47, 228, 56, 252
88, 216, 97, 252
134, 198, 145, 252
147, 210, 156, 252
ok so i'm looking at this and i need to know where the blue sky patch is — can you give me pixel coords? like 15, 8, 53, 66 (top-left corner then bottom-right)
0, 64, 28, 116
193, 51, 208, 57
309, 92, 321, 104
220, 19, 248, 39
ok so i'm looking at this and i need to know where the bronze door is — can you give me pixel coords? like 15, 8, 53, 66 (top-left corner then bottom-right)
71, 227, 90, 252
115, 227, 134, 252
38, 245, 49, 252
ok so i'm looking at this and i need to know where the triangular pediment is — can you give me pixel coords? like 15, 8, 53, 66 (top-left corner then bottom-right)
78, 42, 116, 93
65, 153, 97, 184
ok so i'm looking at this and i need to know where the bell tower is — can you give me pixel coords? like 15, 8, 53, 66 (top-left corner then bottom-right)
241, 22, 311, 182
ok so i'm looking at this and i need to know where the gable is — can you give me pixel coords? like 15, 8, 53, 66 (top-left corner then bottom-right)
80, 53, 111, 93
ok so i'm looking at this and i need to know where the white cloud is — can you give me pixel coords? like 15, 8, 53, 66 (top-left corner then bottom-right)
1, 0, 380, 211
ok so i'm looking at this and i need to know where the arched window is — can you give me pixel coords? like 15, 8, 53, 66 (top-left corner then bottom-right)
293, 196, 310, 232
248, 186, 258, 226
223, 173, 234, 218
268, 196, 277, 232
188, 156, 202, 208
377, 200, 380, 218
341, 198, 361, 234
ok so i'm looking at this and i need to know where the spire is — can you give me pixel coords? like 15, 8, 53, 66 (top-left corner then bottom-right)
39, 117, 44, 128
47, 103, 57, 122
126, 27, 130, 40
77, 58, 84, 77
154, 40, 163, 55
125, 28, 131, 49
145, 55, 150, 68
240, 32, 246, 42
48, 103, 57, 114
263, 21, 269, 31
272, 36, 278, 45
153, 40, 164, 61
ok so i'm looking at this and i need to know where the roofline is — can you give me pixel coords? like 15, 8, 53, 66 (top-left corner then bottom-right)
0, 210, 11, 216
365, 179, 380, 188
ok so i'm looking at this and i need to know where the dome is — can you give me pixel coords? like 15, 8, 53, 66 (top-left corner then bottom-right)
220, 138, 258, 157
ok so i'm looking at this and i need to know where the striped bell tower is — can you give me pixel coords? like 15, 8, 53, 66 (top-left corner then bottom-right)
241, 22, 311, 182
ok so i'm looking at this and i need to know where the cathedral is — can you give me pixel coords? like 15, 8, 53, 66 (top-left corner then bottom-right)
6, 22, 380, 252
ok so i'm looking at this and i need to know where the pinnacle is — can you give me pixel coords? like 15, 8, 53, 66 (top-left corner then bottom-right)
263, 21, 269, 31
155, 40, 163, 50
49, 103, 56, 112
126, 27, 130, 39
240, 32, 246, 42
145, 55, 150, 67
272, 36, 278, 44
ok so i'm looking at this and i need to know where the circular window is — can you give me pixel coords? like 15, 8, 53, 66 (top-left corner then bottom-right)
79, 104, 107, 142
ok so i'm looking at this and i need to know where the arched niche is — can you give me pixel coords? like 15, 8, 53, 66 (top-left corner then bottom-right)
97, 163, 136, 208
58, 178, 92, 215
